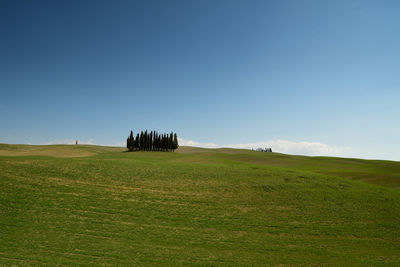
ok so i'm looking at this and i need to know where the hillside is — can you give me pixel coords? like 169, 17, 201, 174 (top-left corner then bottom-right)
1, 144, 399, 265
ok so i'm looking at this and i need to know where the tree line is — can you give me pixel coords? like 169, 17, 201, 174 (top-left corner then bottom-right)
127, 130, 178, 151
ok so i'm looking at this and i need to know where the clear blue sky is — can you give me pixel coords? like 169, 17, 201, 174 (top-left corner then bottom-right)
1, 0, 399, 160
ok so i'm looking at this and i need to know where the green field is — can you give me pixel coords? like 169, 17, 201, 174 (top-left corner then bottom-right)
1, 144, 399, 266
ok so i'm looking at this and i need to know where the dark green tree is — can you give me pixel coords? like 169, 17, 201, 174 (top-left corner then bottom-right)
127, 130, 134, 151
173, 133, 178, 150
135, 133, 139, 150
169, 132, 173, 151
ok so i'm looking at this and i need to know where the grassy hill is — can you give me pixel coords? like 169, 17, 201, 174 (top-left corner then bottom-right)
1, 144, 399, 265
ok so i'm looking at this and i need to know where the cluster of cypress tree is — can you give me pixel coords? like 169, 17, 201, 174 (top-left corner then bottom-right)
127, 130, 178, 151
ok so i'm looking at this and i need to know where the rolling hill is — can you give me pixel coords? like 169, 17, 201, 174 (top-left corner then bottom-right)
0, 144, 399, 265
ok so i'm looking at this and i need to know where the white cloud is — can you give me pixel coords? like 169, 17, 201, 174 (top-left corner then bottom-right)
179, 138, 350, 157
109, 141, 125, 147
178, 138, 219, 148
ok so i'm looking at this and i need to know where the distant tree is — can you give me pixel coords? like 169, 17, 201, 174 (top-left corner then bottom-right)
127, 130, 134, 151
168, 132, 173, 151
135, 133, 139, 149
155, 132, 159, 151
162, 134, 165, 150
140, 131, 144, 150
145, 130, 149, 151
173, 133, 178, 150
150, 130, 154, 150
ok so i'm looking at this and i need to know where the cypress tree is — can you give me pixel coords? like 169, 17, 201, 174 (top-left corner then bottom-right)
140, 131, 144, 150
130, 130, 134, 147
157, 132, 161, 151
155, 132, 158, 151
158, 132, 161, 151
160, 134, 163, 151
145, 130, 148, 150
135, 133, 139, 150
169, 132, 173, 151
173, 133, 178, 150
164, 134, 168, 151
128, 130, 134, 151
150, 130, 154, 150
161, 134, 165, 151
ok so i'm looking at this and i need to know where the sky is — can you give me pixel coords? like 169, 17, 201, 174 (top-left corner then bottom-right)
1, 0, 399, 160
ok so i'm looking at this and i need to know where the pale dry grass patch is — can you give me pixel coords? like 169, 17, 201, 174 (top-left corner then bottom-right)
0, 146, 94, 157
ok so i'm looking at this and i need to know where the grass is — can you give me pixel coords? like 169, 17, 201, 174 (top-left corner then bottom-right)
0, 144, 399, 265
